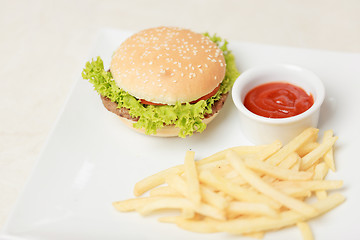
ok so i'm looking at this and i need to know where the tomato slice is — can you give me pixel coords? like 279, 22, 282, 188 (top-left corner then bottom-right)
189, 85, 220, 104
139, 85, 221, 105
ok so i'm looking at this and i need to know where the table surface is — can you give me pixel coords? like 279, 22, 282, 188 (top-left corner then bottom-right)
1, 0, 359, 230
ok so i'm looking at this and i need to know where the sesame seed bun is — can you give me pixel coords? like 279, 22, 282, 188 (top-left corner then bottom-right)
110, 26, 226, 105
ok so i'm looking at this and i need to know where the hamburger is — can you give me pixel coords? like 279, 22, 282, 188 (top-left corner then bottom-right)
82, 27, 239, 137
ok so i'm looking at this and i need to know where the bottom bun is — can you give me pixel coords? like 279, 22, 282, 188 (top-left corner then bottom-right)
119, 113, 219, 137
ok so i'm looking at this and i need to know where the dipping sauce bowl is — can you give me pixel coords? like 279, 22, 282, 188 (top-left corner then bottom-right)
232, 64, 325, 144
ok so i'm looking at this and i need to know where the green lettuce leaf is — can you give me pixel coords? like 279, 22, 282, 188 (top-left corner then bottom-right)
82, 34, 240, 137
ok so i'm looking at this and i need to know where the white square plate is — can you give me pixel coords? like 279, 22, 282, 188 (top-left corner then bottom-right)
1, 29, 360, 240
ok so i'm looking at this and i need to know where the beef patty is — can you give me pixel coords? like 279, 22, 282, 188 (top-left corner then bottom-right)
100, 93, 228, 122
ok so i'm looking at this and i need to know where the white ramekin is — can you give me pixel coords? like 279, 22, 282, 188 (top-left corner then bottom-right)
232, 64, 325, 145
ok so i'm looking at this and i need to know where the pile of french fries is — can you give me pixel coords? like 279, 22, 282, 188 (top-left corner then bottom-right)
113, 128, 345, 239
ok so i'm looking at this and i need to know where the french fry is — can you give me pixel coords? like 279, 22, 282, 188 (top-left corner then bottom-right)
134, 165, 184, 196
266, 128, 319, 166
218, 193, 345, 234
297, 222, 314, 240
297, 142, 320, 157
272, 180, 343, 193
277, 188, 312, 198
313, 162, 329, 199
136, 197, 190, 215
244, 158, 313, 181
113, 197, 162, 212
136, 197, 226, 221
176, 218, 220, 233
306, 165, 316, 174
301, 136, 338, 170
149, 186, 183, 197
114, 128, 344, 240
225, 172, 248, 185
278, 152, 301, 169
166, 174, 229, 210
313, 162, 329, 179
165, 174, 187, 196
158, 215, 180, 223
228, 151, 318, 216
184, 151, 201, 205
322, 130, 336, 171
261, 175, 277, 185
197, 145, 269, 165
198, 141, 281, 165
200, 185, 229, 210
291, 157, 301, 171
255, 140, 282, 161
181, 207, 195, 219
199, 170, 282, 209
197, 159, 229, 172
243, 232, 265, 239
227, 201, 279, 218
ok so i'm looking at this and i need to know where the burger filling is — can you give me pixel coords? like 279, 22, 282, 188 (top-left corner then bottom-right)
82, 34, 240, 137
100, 92, 228, 122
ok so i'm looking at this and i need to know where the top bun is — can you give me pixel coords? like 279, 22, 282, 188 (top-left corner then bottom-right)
110, 26, 226, 105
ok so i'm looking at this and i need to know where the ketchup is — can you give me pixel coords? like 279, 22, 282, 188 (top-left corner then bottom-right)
244, 82, 314, 118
